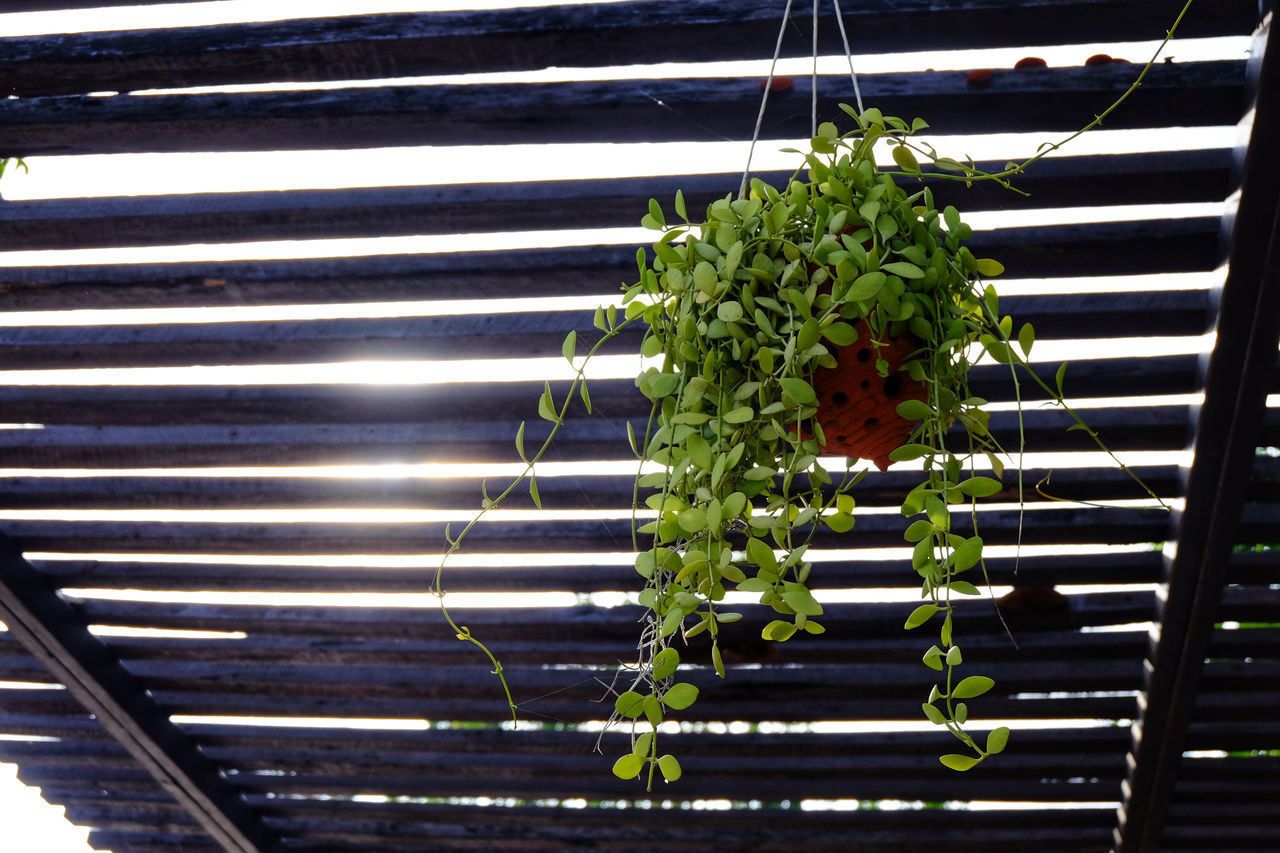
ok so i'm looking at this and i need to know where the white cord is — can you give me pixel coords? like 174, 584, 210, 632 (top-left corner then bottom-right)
832, 0, 865, 114
811, 0, 819, 137
739, 0, 795, 200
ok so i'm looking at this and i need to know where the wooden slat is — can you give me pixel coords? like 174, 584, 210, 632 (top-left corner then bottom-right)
69, 628, 1151, 671
68, 592, 1157, 649
1, 62, 1244, 156
0, 219, 1221, 310
0, 402, 1206, 469
0, 504, 1180, 554
0, 464, 1184, 513
0, 0, 1256, 97
233, 805, 1120, 853
0, 151, 1233, 251
0, 290, 1213, 369
0, 353, 1224, 430
42, 760, 1123, 803
29, 549, 1167, 596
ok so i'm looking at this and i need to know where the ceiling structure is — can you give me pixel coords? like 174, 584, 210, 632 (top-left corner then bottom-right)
0, 1, 1277, 851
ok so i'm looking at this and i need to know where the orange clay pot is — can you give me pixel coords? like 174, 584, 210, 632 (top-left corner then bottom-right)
810, 321, 927, 471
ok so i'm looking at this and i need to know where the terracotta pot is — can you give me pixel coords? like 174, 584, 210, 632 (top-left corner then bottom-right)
811, 321, 927, 470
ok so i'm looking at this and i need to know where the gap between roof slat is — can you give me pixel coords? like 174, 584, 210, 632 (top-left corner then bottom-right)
3, 129, 1239, 202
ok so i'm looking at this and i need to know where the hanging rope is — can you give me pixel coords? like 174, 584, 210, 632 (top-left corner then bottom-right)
811, 0, 820, 136
739, 0, 795, 199
740, 0, 866, 199
832, 0, 865, 114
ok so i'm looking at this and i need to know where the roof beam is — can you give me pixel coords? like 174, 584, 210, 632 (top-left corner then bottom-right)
1113, 12, 1280, 853
0, 536, 280, 853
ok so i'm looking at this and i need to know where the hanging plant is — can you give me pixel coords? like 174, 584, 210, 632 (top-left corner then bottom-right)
437, 1, 1189, 788
605, 107, 1028, 783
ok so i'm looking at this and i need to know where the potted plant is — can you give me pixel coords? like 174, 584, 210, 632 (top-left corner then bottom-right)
437, 3, 1186, 782
598, 107, 1030, 785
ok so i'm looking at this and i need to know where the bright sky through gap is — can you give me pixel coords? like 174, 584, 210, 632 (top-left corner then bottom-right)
1, 128, 1237, 201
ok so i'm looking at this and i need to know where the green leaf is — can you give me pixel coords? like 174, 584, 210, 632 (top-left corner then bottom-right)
561, 330, 577, 362
657, 753, 683, 782
648, 197, 666, 229
674, 189, 688, 221
986, 726, 1010, 755
922, 645, 944, 671
951, 580, 981, 595
528, 474, 542, 509
975, 258, 1005, 277
825, 512, 856, 533
922, 702, 946, 724
712, 643, 726, 677
643, 695, 663, 726
892, 144, 920, 173
1055, 362, 1069, 397
781, 587, 823, 616
958, 477, 1002, 498
896, 399, 931, 420
723, 405, 754, 424
822, 322, 858, 346
945, 646, 963, 666
953, 536, 983, 572
693, 260, 718, 292
762, 619, 797, 641
514, 421, 527, 462
904, 519, 935, 542
718, 300, 744, 323
615, 690, 646, 719
889, 443, 932, 462
662, 682, 699, 710
797, 317, 821, 352
634, 551, 656, 579
649, 372, 681, 398
952, 675, 995, 699
877, 215, 898, 242
538, 382, 556, 422
847, 271, 887, 301
652, 647, 680, 680
687, 432, 712, 470
678, 507, 707, 533
633, 731, 653, 757
1018, 321, 1035, 357
882, 261, 924, 279
940, 754, 980, 772
579, 380, 592, 413
943, 205, 962, 234
925, 495, 949, 530
612, 753, 645, 780
746, 538, 778, 572
904, 603, 940, 629
779, 378, 817, 406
